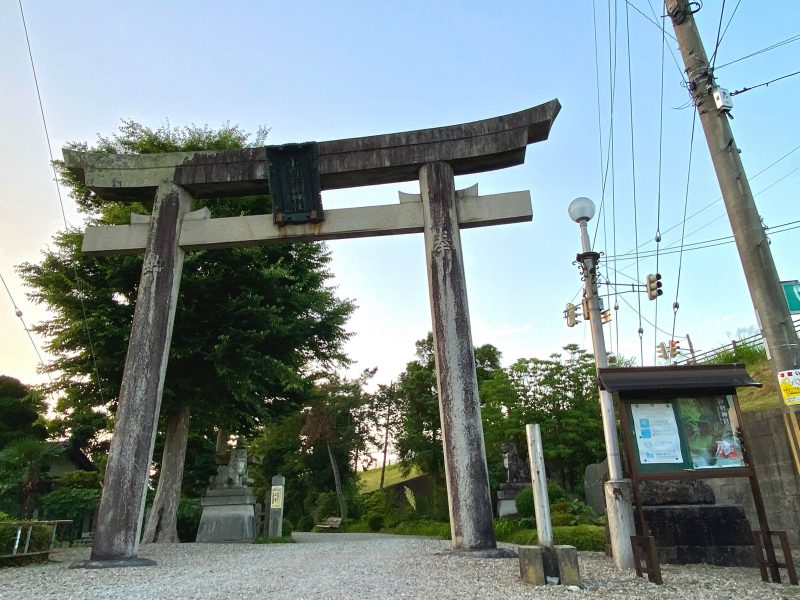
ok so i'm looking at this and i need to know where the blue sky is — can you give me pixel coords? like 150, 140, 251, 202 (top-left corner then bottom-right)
1, 1, 798, 389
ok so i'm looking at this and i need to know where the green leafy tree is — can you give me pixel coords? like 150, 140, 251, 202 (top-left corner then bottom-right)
504, 345, 605, 493
0, 376, 47, 450
0, 438, 61, 518
18, 121, 354, 542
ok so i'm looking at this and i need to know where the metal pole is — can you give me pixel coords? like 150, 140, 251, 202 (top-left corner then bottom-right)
574, 212, 636, 570
526, 424, 553, 547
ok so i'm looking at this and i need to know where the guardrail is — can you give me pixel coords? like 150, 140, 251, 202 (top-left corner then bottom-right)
0, 520, 72, 559
676, 317, 800, 365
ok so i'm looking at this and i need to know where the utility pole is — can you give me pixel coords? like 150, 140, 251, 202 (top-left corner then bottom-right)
686, 334, 697, 364
569, 197, 635, 570
665, 0, 800, 460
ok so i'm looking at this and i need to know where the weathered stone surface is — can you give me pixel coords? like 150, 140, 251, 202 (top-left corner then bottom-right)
195, 502, 256, 544
90, 183, 191, 562
63, 101, 561, 201
639, 480, 716, 506
518, 545, 546, 585
81, 191, 532, 256
421, 162, 494, 550
554, 545, 582, 587
583, 459, 608, 516
641, 504, 755, 566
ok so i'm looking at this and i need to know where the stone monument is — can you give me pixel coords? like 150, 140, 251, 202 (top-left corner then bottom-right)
497, 443, 531, 518
196, 439, 257, 543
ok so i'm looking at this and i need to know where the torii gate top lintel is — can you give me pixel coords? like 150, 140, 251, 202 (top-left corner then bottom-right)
63, 99, 560, 202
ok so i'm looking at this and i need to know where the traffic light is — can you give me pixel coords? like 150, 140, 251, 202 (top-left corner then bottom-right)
658, 342, 668, 360
645, 273, 663, 300
565, 303, 577, 327
669, 339, 680, 358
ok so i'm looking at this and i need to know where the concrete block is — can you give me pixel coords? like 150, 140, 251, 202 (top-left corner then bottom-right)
555, 545, 582, 587
196, 504, 255, 543
518, 545, 545, 585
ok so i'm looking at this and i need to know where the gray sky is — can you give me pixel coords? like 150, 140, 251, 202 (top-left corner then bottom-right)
1, 1, 798, 391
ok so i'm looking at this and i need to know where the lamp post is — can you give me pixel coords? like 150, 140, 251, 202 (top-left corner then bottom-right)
568, 197, 635, 569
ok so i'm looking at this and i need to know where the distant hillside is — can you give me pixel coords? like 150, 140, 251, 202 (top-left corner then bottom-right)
357, 463, 420, 494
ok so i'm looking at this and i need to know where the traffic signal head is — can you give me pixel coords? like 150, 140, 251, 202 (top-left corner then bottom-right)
565, 303, 577, 327
658, 342, 668, 360
670, 339, 680, 357
646, 273, 663, 300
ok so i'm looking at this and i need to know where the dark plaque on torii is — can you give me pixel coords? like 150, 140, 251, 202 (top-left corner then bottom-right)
64, 100, 560, 566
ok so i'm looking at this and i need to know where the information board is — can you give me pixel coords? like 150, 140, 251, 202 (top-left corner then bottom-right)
631, 403, 683, 464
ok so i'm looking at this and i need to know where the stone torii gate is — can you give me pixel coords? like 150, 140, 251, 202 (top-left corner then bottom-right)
64, 100, 560, 566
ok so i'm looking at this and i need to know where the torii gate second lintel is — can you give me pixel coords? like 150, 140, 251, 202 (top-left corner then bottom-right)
68, 100, 560, 566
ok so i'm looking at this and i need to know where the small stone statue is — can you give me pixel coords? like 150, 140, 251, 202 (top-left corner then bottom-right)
501, 442, 531, 483
213, 439, 252, 489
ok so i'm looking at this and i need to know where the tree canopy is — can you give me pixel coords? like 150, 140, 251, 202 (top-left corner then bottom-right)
18, 121, 355, 460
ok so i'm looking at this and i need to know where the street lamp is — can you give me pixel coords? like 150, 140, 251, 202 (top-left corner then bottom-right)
568, 196, 635, 570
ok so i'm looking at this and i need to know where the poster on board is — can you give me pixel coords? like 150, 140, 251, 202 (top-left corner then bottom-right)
631, 403, 683, 464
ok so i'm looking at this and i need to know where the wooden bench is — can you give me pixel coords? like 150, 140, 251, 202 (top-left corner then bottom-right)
316, 517, 342, 531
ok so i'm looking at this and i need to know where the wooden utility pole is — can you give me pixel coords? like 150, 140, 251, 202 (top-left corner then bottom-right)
665, 1, 800, 442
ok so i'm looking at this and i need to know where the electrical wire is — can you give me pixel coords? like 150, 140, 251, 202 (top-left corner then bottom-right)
18, 0, 105, 400
669, 111, 697, 362
709, 0, 727, 68
624, 0, 644, 365
613, 143, 800, 259
0, 270, 52, 381
716, 33, 800, 70
731, 70, 800, 96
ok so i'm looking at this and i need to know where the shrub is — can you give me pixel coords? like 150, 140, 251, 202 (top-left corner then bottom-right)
550, 513, 576, 526
518, 517, 535, 529
52, 470, 101, 490
550, 501, 571, 514
515, 487, 533, 518
282, 518, 293, 537
177, 497, 202, 543
296, 515, 314, 532
367, 512, 384, 532
0, 522, 52, 554
40, 487, 101, 541
547, 480, 568, 503
493, 518, 522, 538
312, 492, 340, 524
390, 519, 451, 539
553, 525, 605, 551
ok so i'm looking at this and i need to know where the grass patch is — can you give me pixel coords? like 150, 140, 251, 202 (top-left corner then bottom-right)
498, 525, 605, 551
357, 464, 420, 494
384, 519, 451, 539
737, 357, 782, 412
254, 535, 295, 544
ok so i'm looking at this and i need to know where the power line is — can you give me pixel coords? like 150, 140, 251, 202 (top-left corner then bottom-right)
613, 143, 800, 259
716, 33, 800, 70
709, 0, 727, 68
0, 270, 52, 381
18, 0, 105, 399
731, 70, 800, 96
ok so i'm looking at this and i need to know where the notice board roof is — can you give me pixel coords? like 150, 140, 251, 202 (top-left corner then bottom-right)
598, 364, 762, 393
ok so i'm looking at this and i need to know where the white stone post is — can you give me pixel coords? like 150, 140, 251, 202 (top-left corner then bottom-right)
526, 424, 553, 547
420, 161, 495, 550
85, 183, 191, 566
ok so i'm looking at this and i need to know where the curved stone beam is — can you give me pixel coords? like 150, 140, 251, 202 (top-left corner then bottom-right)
63, 99, 560, 201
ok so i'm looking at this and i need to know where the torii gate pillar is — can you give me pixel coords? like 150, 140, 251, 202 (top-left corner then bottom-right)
421, 162, 495, 549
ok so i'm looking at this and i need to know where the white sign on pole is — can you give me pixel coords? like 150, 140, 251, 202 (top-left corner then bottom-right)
270, 485, 284, 509
778, 370, 800, 406
631, 403, 683, 464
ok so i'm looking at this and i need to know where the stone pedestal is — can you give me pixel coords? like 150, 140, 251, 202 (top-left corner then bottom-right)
637, 480, 754, 566
196, 487, 257, 543
497, 482, 528, 518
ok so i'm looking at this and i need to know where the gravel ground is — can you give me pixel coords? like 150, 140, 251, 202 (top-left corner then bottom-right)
1, 533, 798, 600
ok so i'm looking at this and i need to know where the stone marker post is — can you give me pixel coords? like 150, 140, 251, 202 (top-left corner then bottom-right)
420, 161, 495, 551
268, 475, 286, 538
83, 183, 191, 566
526, 424, 553, 547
